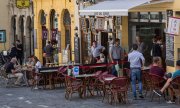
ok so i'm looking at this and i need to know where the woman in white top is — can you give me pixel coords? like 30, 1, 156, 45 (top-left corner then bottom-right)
32, 56, 42, 89
33, 56, 42, 73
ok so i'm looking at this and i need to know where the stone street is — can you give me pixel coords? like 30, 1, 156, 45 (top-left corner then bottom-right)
0, 86, 179, 108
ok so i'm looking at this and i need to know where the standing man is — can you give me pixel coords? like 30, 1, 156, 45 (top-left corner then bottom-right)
128, 44, 145, 99
110, 38, 123, 76
44, 41, 54, 66
91, 41, 105, 64
16, 40, 23, 65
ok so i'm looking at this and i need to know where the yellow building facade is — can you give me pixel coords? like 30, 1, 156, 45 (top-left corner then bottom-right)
33, 0, 78, 64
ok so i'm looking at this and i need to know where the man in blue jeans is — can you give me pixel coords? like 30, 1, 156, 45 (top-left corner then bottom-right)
128, 44, 145, 99
109, 38, 123, 76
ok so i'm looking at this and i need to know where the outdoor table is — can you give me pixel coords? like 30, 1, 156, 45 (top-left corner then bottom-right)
39, 69, 58, 89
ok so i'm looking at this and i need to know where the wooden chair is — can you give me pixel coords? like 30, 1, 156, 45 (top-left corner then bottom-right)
149, 73, 166, 102
64, 75, 84, 100
110, 77, 129, 104
171, 76, 180, 104
88, 71, 103, 96
0, 66, 17, 88
142, 71, 152, 97
54, 67, 67, 87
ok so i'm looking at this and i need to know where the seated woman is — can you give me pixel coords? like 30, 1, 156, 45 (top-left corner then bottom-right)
32, 56, 42, 89
150, 57, 165, 78
25, 55, 35, 84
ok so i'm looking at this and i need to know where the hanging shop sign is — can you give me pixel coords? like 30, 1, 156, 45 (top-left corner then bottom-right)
167, 17, 180, 35
42, 26, 48, 39
80, 18, 87, 33
16, 0, 30, 9
51, 29, 57, 40
166, 34, 174, 67
96, 18, 105, 30
89, 17, 96, 32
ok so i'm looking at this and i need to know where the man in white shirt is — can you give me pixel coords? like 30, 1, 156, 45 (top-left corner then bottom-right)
91, 41, 105, 64
128, 44, 145, 99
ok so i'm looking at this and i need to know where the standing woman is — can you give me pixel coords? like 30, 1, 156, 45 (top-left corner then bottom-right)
32, 56, 42, 89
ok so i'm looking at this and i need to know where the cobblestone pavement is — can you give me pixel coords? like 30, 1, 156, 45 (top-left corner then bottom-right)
0, 86, 179, 108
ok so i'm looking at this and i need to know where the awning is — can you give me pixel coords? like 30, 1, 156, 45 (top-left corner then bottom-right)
79, 0, 152, 16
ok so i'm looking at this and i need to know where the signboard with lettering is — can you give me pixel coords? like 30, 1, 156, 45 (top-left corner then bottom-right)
94, 12, 109, 16
89, 17, 95, 32
96, 18, 105, 30
74, 36, 80, 63
80, 18, 87, 33
166, 34, 174, 66
16, 0, 30, 9
167, 17, 180, 35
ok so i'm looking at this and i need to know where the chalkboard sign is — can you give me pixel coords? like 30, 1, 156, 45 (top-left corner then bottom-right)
74, 36, 80, 63
166, 34, 174, 66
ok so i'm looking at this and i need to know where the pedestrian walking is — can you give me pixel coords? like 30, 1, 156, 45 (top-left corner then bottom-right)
109, 38, 123, 76
128, 44, 145, 99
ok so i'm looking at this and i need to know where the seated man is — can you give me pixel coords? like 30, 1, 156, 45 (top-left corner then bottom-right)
150, 57, 165, 77
5, 57, 23, 85
153, 60, 180, 103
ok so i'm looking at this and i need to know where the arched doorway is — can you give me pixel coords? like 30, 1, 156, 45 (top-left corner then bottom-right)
11, 15, 17, 44
50, 9, 59, 63
18, 16, 25, 59
63, 9, 71, 61
26, 16, 33, 57
39, 10, 47, 65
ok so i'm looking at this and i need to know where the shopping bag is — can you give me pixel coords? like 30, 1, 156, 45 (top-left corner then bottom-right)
115, 64, 123, 77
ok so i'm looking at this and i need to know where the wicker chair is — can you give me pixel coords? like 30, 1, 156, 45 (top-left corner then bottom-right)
149, 73, 166, 102
110, 77, 129, 104
171, 76, 180, 104
53, 67, 67, 87
64, 75, 84, 100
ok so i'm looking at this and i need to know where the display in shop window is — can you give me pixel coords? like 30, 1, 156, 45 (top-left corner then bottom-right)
140, 12, 149, 22
150, 12, 160, 22
96, 18, 105, 30
0, 30, 6, 43
42, 26, 48, 39
116, 17, 121, 26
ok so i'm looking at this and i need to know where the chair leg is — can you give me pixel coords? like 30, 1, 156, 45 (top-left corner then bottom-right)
151, 92, 155, 102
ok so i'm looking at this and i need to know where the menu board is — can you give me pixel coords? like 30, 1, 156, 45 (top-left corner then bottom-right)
74, 36, 80, 63
166, 34, 174, 66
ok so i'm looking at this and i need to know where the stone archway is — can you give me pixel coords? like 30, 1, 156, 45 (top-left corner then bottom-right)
25, 16, 32, 57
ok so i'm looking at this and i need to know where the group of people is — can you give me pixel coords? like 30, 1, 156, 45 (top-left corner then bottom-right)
5, 55, 42, 87
43, 41, 58, 66
9, 40, 23, 65
90, 36, 180, 103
